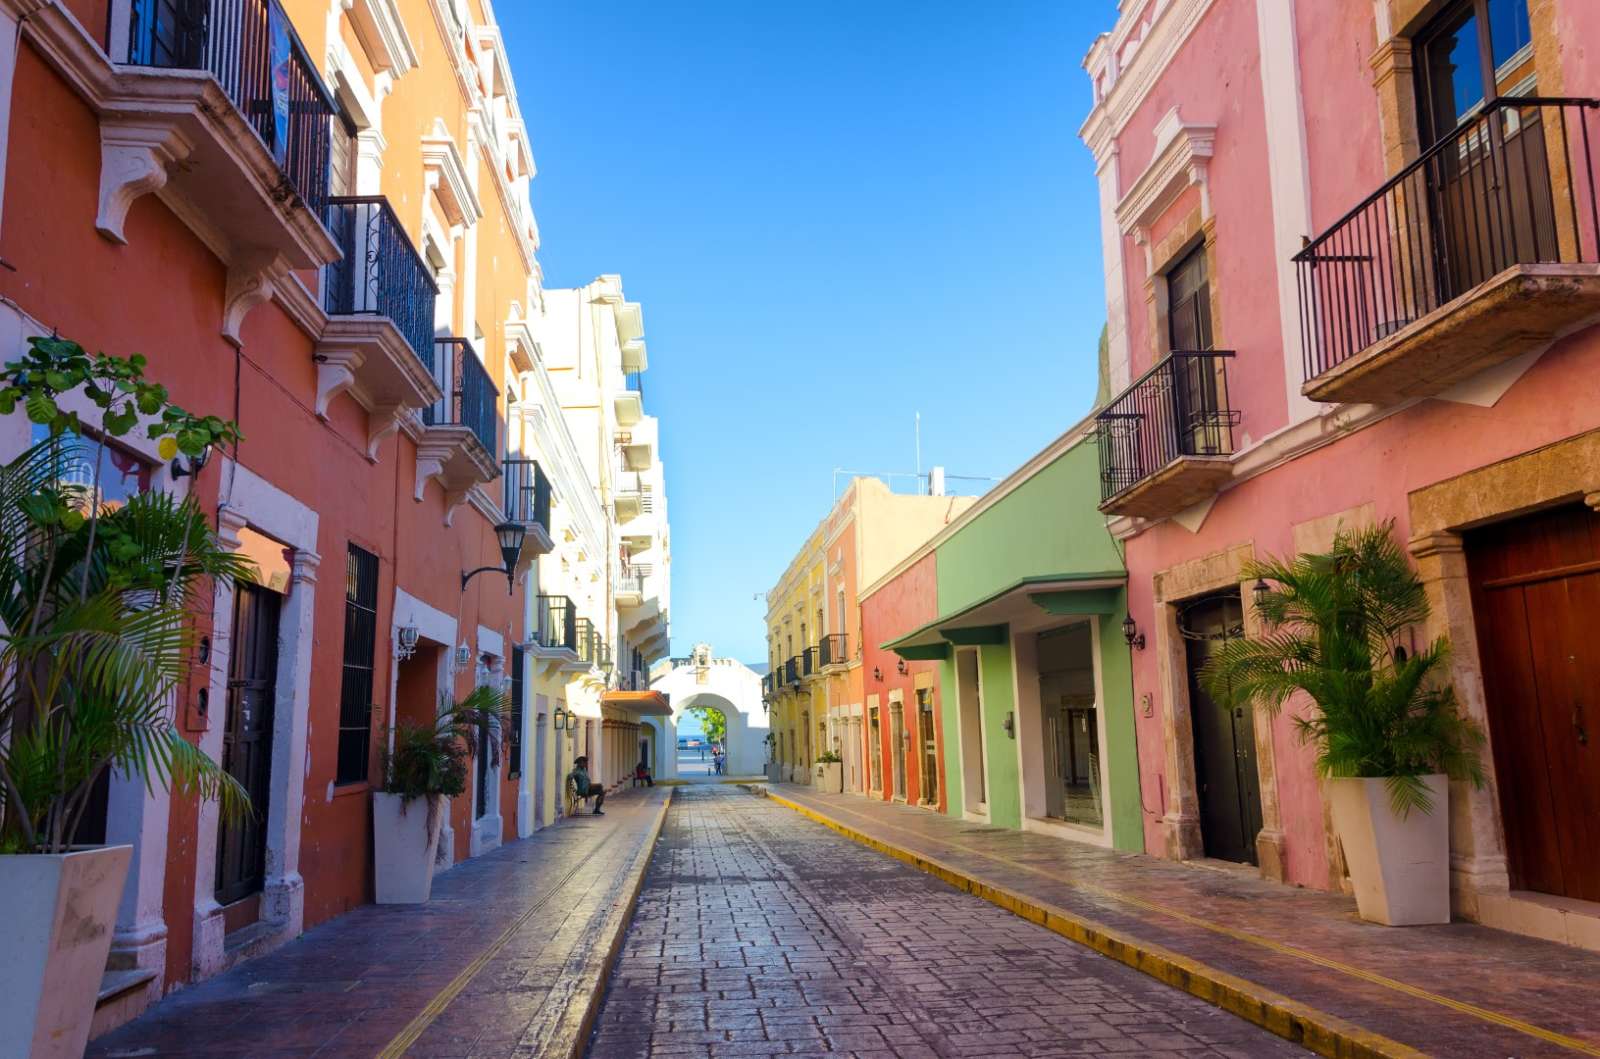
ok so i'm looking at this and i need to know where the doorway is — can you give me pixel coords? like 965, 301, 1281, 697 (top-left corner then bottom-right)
1466, 503, 1600, 902
846, 714, 863, 792
216, 582, 281, 908
1182, 592, 1262, 864
956, 648, 987, 811
889, 700, 907, 800
917, 689, 938, 806
1038, 624, 1102, 828
867, 706, 882, 792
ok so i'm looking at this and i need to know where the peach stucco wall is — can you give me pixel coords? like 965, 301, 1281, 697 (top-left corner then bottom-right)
860, 551, 945, 813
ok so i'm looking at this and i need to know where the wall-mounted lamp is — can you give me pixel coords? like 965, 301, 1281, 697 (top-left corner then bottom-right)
1122, 614, 1146, 651
396, 624, 420, 661
461, 520, 527, 594
552, 705, 570, 731
455, 644, 472, 668
1252, 579, 1271, 611
896, 658, 909, 676
871, 665, 882, 681
170, 442, 213, 480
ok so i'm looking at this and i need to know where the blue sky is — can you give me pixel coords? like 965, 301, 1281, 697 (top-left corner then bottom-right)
501, 2, 1113, 664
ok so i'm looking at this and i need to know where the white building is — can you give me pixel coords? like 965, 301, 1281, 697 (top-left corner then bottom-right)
651, 645, 769, 779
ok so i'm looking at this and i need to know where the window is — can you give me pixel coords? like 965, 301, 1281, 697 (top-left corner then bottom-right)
336, 544, 380, 784
1166, 243, 1212, 352
32, 423, 154, 511
508, 645, 525, 778
330, 107, 357, 198
1416, 0, 1533, 141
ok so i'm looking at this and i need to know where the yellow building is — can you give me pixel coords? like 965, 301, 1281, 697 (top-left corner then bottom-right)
763, 477, 976, 787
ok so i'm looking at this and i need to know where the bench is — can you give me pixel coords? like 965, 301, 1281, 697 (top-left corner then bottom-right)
564, 777, 596, 817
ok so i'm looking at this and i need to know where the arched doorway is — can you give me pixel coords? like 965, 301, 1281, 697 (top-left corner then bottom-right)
669, 691, 763, 779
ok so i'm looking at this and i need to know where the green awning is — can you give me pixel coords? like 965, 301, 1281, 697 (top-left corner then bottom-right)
883, 572, 1124, 657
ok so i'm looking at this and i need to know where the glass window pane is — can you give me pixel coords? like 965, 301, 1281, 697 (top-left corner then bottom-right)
32, 423, 154, 510
1488, 0, 1531, 68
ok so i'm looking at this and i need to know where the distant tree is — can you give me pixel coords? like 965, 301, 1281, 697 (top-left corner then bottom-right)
688, 706, 727, 746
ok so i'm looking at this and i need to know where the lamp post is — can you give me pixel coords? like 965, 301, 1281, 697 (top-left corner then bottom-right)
462, 521, 526, 594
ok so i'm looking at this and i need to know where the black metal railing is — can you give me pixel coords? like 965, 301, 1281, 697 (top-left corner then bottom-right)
427, 338, 499, 455
534, 595, 576, 652
802, 646, 818, 677
124, 0, 336, 215
323, 197, 437, 367
761, 673, 774, 697
784, 656, 801, 687
502, 458, 550, 529
819, 633, 848, 667
1294, 97, 1600, 382
1095, 351, 1238, 504
575, 618, 600, 665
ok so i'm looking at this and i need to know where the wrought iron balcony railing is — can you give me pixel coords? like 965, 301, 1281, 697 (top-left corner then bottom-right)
323, 196, 437, 366
427, 338, 499, 454
1294, 97, 1600, 383
124, 0, 336, 215
617, 566, 647, 599
819, 633, 848, 668
1095, 351, 1238, 505
802, 646, 818, 677
502, 458, 551, 529
534, 595, 576, 652
761, 673, 774, 697
576, 618, 600, 665
783, 656, 801, 687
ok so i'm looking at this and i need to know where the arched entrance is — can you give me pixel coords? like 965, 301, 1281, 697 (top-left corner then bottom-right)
671, 692, 760, 778
650, 649, 769, 780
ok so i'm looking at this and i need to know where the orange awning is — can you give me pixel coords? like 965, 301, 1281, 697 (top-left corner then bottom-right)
601, 690, 672, 716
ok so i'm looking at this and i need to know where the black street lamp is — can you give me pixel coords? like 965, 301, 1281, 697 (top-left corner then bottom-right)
462, 520, 526, 593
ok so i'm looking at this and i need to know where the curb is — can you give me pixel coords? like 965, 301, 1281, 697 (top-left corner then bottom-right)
557, 785, 674, 1059
757, 787, 1421, 1059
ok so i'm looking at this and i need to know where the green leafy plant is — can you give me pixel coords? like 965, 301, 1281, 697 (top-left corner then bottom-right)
378, 685, 511, 805
1200, 521, 1485, 817
687, 704, 727, 746
815, 750, 841, 765
0, 441, 256, 853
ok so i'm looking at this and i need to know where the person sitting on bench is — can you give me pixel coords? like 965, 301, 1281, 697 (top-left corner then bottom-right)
565, 755, 605, 815
634, 761, 654, 787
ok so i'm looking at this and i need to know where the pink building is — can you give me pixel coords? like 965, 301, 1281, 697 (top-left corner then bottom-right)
1082, 0, 1600, 949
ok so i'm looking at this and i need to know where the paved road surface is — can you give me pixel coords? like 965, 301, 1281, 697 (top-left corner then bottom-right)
588, 785, 1304, 1058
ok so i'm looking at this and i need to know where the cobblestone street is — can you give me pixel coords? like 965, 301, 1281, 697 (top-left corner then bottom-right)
588, 786, 1303, 1058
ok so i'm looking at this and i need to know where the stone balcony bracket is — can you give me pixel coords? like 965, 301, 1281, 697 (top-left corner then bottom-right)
313, 318, 443, 460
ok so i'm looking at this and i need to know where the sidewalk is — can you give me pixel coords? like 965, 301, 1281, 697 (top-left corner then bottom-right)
756, 783, 1600, 1059
89, 786, 671, 1059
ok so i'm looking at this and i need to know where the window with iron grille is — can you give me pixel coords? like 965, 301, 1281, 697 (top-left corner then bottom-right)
508, 645, 525, 778
336, 544, 379, 785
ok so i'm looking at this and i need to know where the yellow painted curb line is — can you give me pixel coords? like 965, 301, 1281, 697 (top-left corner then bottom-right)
760, 788, 1415, 1059
377, 788, 674, 1059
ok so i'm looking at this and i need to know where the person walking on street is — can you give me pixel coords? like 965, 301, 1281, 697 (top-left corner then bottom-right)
566, 755, 605, 815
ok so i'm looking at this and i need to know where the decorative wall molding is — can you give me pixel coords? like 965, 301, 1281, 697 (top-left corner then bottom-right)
343, 0, 418, 77
1114, 106, 1215, 235
222, 253, 291, 347
422, 119, 482, 229
96, 120, 192, 244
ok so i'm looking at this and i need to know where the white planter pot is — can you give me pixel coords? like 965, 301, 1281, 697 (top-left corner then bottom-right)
1329, 774, 1450, 926
764, 762, 782, 784
372, 793, 445, 904
814, 762, 842, 793
0, 844, 132, 1059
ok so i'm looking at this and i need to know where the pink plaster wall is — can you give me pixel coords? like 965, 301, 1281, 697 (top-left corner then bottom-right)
860, 553, 945, 813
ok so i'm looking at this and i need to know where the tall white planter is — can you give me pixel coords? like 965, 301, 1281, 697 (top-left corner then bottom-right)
1329, 774, 1450, 926
372, 793, 445, 904
814, 761, 842, 793
0, 844, 132, 1059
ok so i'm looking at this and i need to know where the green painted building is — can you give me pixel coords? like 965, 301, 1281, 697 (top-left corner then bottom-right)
870, 426, 1143, 852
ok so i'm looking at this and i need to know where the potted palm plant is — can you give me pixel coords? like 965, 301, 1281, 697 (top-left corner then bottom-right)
373, 686, 508, 903
0, 337, 248, 1057
1202, 522, 1484, 925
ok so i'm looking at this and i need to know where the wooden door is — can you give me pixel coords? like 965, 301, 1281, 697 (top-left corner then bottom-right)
1183, 593, 1263, 865
918, 692, 938, 805
1467, 504, 1600, 901
216, 582, 280, 906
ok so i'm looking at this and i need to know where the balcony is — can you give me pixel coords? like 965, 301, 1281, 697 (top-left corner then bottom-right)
614, 373, 643, 428
615, 475, 654, 525
529, 595, 578, 661
40, 0, 345, 337
316, 197, 441, 453
415, 338, 500, 518
1096, 351, 1239, 520
761, 673, 775, 699
1295, 98, 1600, 405
615, 565, 648, 608
783, 657, 801, 688
818, 633, 849, 669
502, 458, 553, 556
615, 433, 654, 472
576, 618, 603, 668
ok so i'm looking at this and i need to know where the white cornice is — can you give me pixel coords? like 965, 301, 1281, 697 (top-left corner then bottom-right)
1080, 0, 1218, 162
1114, 106, 1215, 234
344, 0, 419, 77
421, 120, 482, 228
